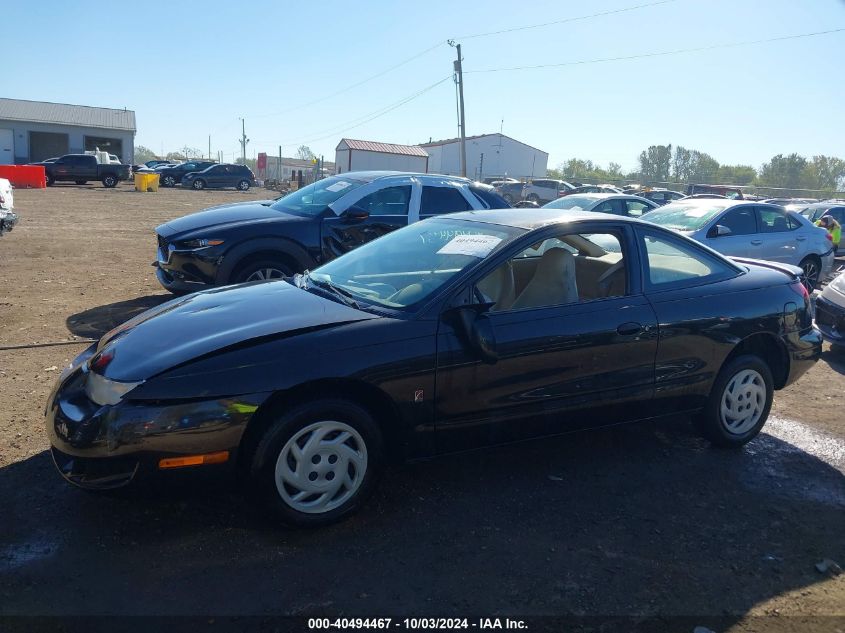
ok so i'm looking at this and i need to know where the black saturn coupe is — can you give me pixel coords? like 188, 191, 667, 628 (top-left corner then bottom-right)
46, 209, 821, 526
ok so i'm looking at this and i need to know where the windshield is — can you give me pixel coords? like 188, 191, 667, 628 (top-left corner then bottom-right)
542, 195, 598, 210
309, 218, 523, 310
642, 202, 727, 231
270, 176, 369, 217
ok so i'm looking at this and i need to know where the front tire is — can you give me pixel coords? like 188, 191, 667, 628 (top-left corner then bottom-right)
527, 193, 540, 203
102, 175, 117, 188
75, 180, 87, 185
192, 179, 206, 190
249, 399, 383, 527
233, 258, 293, 283
162, 175, 176, 187
695, 354, 773, 447
46, 175, 55, 186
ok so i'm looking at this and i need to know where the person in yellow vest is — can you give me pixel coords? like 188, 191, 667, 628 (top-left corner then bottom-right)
816, 215, 841, 253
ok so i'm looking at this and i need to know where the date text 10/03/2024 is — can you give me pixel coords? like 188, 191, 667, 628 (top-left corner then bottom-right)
308, 618, 528, 630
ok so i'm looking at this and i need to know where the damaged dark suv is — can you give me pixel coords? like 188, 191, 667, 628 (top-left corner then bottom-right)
154, 171, 509, 293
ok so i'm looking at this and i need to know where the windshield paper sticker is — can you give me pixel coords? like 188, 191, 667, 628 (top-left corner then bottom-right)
325, 181, 351, 193
437, 234, 503, 257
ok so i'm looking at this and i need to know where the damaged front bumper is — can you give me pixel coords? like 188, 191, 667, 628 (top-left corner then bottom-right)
0, 210, 18, 235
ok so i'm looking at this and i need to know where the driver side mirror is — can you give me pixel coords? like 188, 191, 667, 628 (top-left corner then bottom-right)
445, 303, 499, 364
708, 224, 732, 238
342, 205, 370, 221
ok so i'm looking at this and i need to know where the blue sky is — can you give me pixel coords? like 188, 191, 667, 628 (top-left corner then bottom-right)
6, 0, 845, 171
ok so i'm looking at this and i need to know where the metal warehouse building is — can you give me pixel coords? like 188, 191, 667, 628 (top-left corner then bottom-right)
335, 138, 428, 174
0, 98, 136, 165
421, 133, 548, 181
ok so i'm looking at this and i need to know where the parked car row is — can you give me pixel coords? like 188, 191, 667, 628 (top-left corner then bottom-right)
135, 160, 257, 191
46, 176, 824, 526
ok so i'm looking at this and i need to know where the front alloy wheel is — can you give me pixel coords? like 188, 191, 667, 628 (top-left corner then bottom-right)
192, 179, 205, 190
162, 175, 176, 187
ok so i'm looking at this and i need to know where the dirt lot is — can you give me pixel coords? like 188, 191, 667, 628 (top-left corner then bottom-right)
1, 185, 843, 630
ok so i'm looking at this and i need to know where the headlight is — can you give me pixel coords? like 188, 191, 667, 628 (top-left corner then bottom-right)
178, 238, 224, 249
831, 272, 845, 295
85, 371, 143, 406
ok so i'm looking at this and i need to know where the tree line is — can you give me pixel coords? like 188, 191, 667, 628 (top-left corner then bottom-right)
548, 145, 845, 195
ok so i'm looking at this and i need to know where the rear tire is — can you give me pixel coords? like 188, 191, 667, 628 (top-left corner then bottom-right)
75, 180, 87, 185
799, 255, 821, 291
527, 193, 540, 203
46, 175, 55, 186
237, 180, 250, 191
192, 179, 206, 190
248, 399, 383, 527
694, 354, 773, 448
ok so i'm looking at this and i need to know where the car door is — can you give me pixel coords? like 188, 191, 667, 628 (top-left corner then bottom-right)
638, 228, 753, 413
320, 182, 414, 261
419, 184, 474, 221
701, 206, 758, 258
755, 205, 804, 264
434, 223, 659, 452
205, 165, 225, 187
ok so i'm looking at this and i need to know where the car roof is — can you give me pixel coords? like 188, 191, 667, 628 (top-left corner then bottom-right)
445, 207, 645, 231
549, 192, 648, 201
331, 171, 474, 184
802, 202, 845, 209
664, 198, 759, 210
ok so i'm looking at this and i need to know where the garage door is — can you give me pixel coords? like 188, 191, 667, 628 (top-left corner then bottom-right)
0, 129, 13, 165
29, 131, 69, 162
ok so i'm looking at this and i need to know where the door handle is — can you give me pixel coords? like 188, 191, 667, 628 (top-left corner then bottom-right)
750, 239, 762, 245
796, 236, 807, 241
616, 322, 643, 336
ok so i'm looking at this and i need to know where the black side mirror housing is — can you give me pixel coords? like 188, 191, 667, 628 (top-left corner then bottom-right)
708, 224, 732, 238
445, 302, 499, 364
343, 206, 370, 221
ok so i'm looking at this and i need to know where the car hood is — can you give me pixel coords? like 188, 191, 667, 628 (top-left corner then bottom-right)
156, 202, 301, 236
95, 281, 378, 382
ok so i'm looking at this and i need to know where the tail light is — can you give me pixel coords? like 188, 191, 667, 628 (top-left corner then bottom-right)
790, 280, 809, 300
826, 233, 833, 241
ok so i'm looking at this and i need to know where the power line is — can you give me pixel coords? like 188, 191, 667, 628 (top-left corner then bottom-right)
257, 75, 453, 147
454, 0, 680, 40
465, 27, 845, 74
251, 41, 445, 119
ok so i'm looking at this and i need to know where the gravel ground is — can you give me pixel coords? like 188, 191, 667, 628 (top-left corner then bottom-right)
0, 185, 843, 630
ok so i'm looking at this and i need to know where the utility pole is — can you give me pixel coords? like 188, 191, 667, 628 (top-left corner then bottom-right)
449, 40, 467, 178
278, 145, 282, 181
479, 152, 484, 180
208, 135, 211, 160
239, 118, 249, 165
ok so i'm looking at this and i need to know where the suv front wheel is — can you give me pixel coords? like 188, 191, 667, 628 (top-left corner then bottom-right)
234, 258, 293, 283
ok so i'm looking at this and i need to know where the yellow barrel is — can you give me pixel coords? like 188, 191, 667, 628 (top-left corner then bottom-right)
134, 173, 160, 192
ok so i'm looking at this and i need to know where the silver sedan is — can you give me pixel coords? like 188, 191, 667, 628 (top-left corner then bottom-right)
642, 199, 835, 288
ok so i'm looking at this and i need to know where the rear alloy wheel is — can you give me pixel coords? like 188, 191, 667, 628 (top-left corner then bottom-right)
249, 399, 383, 527
192, 179, 206, 190
527, 193, 540, 203
237, 179, 250, 191
102, 175, 117, 188
162, 175, 176, 187
799, 256, 821, 291
695, 354, 773, 447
